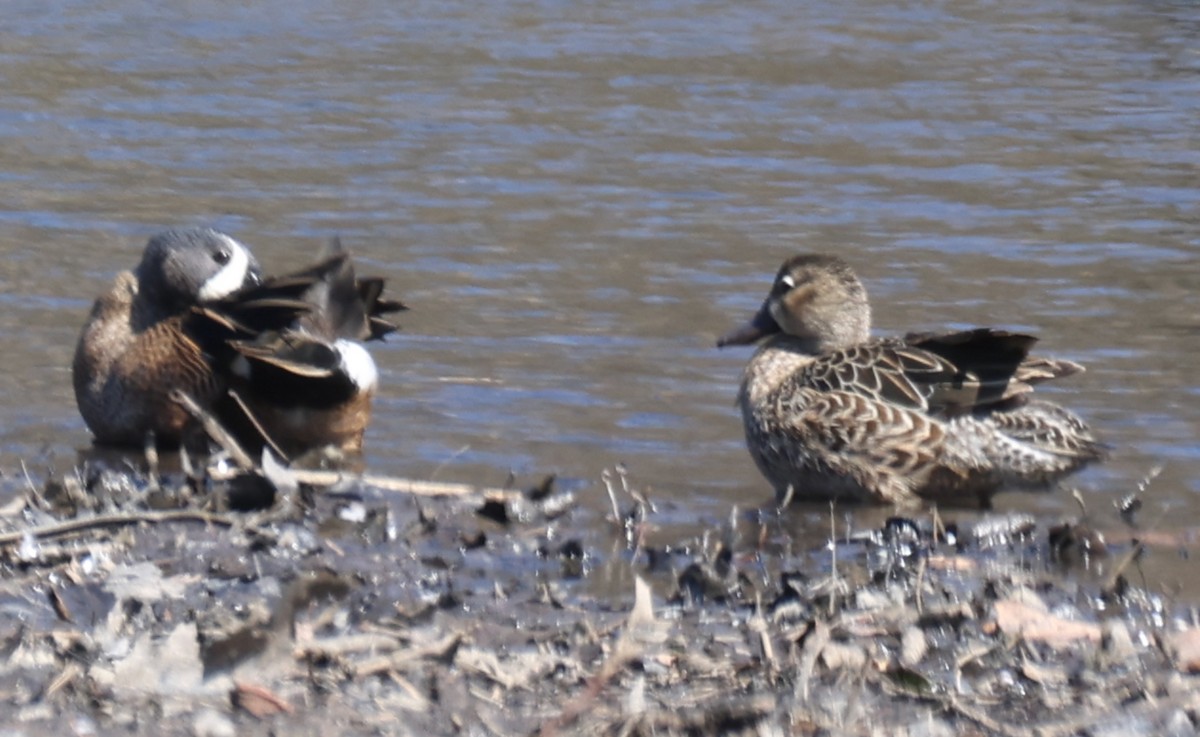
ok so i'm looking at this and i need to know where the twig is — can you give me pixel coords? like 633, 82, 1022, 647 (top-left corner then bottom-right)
796, 618, 831, 703
227, 389, 289, 462
207, 465, 517, 499
777, 483, 795, 511
19, 459, 48, 511
301, 632, 407, 662
19, 460, 37, 495
1072, 488, 1088, 519
1102, 541, 1146, 597
143, 432, 160, 490
430, 444, 471, 481
601, 468, 621, 523
915, 555, 928, 614
953, 642, 997, 694
353, 633, 464, 678
828, 501, 838, 617
169, 389, 254, 470
0, 509, 234, 547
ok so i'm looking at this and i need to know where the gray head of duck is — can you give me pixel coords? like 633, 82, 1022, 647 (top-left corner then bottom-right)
134, 227, 263, 310
717, 253, 872, 354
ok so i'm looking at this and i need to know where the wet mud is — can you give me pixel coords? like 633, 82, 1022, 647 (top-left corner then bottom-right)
1, 453, 1198, 737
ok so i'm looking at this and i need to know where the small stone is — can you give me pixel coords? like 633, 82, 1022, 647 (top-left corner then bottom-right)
991, 595, 1101, 648
1164, 628, 1200, 673
855, 588, 896, 611
820, 641, 867, 671
899, 626, 927, 668
192, 709, 236, 737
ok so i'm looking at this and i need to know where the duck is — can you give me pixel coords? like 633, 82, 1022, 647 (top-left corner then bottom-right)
220, 238, 405, 458
717, 253, 1104, 508
72, 227, 404, 458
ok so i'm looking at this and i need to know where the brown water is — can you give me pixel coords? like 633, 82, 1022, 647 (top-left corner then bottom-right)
2, 0, 1199, 583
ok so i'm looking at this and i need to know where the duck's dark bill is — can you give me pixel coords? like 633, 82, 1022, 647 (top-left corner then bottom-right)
716, 304, 780, 347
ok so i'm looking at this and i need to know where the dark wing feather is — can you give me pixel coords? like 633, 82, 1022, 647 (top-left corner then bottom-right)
906, 329, 1045, 415
266, 239, 406, 342
229, 334, 358, 408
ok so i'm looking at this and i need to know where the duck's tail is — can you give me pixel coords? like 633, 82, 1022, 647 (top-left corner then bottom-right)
287, 237, 407, 342
951, 400, 1107, 490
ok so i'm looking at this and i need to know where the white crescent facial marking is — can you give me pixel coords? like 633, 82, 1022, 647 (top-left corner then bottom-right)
197, 234, 251, 301
335, 340, 378, 391
781, 274, 796, 289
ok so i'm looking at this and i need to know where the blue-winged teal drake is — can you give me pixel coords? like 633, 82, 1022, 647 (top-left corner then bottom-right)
717, 254, 1104, 508
72, 227, 404, 457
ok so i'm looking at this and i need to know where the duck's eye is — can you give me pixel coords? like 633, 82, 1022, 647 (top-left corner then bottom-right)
213, 248, 232, 265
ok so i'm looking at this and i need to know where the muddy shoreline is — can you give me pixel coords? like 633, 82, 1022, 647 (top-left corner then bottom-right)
1, 454, 1198, 736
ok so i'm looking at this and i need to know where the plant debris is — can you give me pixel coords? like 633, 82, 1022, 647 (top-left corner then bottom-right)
0, 452, 1197, 736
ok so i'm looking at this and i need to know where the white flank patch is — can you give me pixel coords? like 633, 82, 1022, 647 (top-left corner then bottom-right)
336, 340, 378, 391
198, 234, 251, 301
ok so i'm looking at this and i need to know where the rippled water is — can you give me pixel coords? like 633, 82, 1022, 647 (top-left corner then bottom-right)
2, 0, 1199, 585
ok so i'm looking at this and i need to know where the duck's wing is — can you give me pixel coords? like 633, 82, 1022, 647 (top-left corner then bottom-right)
905, 329, 1084, 414
771, 386, 966, 507
798, 338, 968, 412
228, 332, 361, 408
186, 277, 316, 352
801, 329, 1073, 417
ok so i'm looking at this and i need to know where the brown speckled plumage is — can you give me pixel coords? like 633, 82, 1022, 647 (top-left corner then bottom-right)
719, 254, 1104, 508
73, 272, 225, 445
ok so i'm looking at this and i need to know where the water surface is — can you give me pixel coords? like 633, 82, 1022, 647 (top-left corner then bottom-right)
2, 0, 1199, 588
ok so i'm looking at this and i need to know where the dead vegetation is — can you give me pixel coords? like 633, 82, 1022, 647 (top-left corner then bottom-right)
0, 451, 1198, 737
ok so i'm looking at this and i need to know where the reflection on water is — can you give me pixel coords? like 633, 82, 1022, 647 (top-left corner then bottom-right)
1, 0, 1198, 587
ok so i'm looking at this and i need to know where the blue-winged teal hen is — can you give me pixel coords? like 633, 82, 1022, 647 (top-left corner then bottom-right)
717, 254, 1104, 508
73, 227, 404, 457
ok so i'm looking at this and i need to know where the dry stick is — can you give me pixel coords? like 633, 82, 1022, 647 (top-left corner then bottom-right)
169, 389, 255, 470
914, 555, 928, 615
828, 501, 839, 618
174, 390, 516, 500
206, 465, 519, 500
353, 633, 464, 679
227, 389, 289, 462
953, 642, 997, 695
19, 460, 50, 513
19, 460, 37, 496
143, 431, 160, 486
1102, 540, 1146, 597
796, 618, 832, 703
0, 509, 234, 547
601, 468, 621, 523
429, 443, 471, 481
